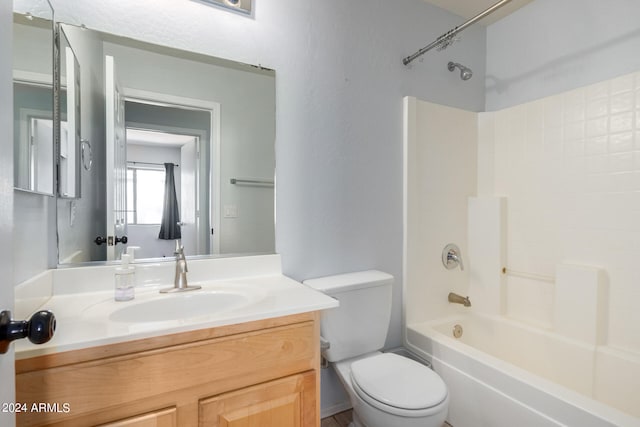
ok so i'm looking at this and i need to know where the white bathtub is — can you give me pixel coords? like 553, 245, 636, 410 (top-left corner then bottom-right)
405, 313, 640, 427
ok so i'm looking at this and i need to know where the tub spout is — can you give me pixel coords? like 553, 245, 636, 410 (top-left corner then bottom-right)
448, 292, 471, 307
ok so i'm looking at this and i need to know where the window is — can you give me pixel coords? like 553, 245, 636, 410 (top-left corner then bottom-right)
127, 167, 165, 224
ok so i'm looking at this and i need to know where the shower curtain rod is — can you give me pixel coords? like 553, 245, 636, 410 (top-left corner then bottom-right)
127, 161, 179, 168
402, 0, 512, 66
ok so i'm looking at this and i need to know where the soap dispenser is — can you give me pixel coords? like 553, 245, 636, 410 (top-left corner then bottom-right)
115, 253, 135, 301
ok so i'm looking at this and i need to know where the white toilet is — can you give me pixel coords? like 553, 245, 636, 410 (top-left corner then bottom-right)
304, 270, 449, 427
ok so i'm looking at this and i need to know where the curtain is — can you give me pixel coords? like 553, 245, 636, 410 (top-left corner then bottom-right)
158, 163, 181, 240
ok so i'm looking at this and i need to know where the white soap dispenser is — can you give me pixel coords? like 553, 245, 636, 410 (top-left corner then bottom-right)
115, 253, 136, 301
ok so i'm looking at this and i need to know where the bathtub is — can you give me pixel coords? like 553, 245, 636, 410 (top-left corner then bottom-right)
405, 313, 640, 427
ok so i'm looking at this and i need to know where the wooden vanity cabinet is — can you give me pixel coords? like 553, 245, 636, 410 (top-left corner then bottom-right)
15, 312, 321, 427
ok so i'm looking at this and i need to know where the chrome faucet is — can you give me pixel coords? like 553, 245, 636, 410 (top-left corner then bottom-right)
160, 240, 201, 293
442, 243, 464, 271
448, 292, 471, 307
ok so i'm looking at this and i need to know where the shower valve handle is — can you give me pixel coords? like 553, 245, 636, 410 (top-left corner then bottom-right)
442, 244, 464, 271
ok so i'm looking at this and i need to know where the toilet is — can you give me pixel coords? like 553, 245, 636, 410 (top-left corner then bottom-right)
304, 270, 449, 427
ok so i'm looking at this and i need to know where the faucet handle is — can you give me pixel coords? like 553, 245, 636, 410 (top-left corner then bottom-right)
455, 253, 464, 271
442, 243, 464, 271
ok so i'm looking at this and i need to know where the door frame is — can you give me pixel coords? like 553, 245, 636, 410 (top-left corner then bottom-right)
123, 88, 221, 254
1, 1, 16, 424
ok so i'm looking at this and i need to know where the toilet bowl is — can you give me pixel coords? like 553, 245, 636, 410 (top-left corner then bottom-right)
303, 270, 449, 427
335, 352, 448, 427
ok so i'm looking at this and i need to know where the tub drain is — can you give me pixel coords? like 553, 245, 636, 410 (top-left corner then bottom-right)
452, 324, 463, 339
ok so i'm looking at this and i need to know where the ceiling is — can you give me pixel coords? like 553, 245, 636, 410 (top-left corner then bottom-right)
421, 0, 534, 25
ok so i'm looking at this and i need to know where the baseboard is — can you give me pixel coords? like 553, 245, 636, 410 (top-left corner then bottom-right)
321, 401, 352, 419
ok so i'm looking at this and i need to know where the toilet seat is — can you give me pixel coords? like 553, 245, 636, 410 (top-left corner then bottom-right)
350, 353, 448, 417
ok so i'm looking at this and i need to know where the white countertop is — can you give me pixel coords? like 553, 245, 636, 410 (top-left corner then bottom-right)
14, 256, 338, 359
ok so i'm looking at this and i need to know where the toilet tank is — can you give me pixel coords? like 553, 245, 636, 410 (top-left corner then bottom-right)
304, 270, 393, 362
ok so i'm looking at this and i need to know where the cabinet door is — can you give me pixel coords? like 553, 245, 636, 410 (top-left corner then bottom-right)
200, 371, 317, 427
98, 407, 177, 427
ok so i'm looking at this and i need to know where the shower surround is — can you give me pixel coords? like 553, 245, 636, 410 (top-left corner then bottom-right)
403, 70, 640, 426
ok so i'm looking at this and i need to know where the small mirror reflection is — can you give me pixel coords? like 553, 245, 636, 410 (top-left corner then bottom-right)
12, 11, 54, 195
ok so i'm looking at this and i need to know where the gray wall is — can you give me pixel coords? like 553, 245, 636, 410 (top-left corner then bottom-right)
486, 0, 640, 111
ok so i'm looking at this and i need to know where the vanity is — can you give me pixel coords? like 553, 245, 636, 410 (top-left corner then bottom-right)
14, 255, 337, 426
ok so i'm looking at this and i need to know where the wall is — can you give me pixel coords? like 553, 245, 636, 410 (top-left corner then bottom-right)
486, 0, 640, 111
48, 0, 487, 355
478, 71, 640, 352
404, 97, 477, 326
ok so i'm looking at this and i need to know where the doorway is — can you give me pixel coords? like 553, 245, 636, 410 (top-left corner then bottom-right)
122, 92, 220, 258
126, 128, 202, 258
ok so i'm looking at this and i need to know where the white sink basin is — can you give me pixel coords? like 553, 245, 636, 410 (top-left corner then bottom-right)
109, 291, 251, 323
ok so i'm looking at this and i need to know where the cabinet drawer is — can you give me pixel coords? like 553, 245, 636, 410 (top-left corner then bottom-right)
98, 407, 177, 427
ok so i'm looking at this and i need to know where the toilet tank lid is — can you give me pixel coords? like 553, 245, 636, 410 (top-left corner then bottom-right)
303, 270, 393, 293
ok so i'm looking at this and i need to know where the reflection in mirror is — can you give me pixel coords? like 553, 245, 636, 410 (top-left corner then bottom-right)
56, 26, 276, 265
58, 25, 81, 199
12, 10, 54, 195
125, 102, 212, 260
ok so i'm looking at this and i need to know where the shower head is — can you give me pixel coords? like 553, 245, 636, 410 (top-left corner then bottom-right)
448, 62, 473, 81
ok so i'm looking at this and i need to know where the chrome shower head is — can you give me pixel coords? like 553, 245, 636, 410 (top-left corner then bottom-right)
448, 61, 473, 81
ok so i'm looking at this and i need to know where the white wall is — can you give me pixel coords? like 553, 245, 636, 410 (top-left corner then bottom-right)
486, 0, 640, 111
485, 0, 640, 352
12, 22, 51, 75
404, 97, 477, 326
13, 192, 54, 284
48, 0, 487, 354
478, 71, 640, 352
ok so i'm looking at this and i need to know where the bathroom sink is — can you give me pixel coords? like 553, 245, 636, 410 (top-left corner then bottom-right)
109, 291, 251, 323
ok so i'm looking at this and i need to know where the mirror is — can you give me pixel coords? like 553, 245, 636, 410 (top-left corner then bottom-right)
57, 25, 81, 199
12, 3, 54, 196
56, 25, 276, 265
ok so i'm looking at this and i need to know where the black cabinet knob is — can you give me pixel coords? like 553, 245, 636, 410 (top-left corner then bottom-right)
95, 236, 107, 245
115, 235, 128, 245
0, 310, 56, 354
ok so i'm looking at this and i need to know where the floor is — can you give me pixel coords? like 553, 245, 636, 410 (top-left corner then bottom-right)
321, 410, 453, 427
321, 410, 353, 427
